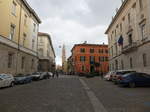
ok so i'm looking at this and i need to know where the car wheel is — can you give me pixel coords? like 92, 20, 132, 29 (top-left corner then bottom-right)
10, 82, 14, 87
129, 82, 136, 88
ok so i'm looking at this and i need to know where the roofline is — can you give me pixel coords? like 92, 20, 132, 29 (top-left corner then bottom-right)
21, 0, 42, 24
38, 32, 56, 57
105, 0, 128, 34
71, 44, 108, 52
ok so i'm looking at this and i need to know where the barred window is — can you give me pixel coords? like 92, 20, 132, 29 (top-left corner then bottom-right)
80, 48, 85, 53
90, 49, 94, 53
143, 53, 147, 67
8, 53, 14, 68
80, 56, 86, 62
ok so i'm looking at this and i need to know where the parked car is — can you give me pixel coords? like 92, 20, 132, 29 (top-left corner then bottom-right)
118, 72, 150, 88
86, 73, 95, 78
48, 72, 53, 77
112, 70, 136, 83
0, 74, 15, 88
40, 72, 50, 79
31, 72, 41, 81
14, 74, 33, 84
104, 71, 115, 81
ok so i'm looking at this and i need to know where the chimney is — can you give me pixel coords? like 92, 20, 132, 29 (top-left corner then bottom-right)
83, 41, 87, 44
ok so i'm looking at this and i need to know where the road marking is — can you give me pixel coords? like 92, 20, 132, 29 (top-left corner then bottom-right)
79, 79, 108, 112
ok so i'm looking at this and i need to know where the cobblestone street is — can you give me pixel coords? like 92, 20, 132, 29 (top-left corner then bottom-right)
0, 75, 150, 112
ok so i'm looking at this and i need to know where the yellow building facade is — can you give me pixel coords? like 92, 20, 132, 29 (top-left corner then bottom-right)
0, 0, 41, 75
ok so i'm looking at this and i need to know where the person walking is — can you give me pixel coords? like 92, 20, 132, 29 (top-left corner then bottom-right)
56, 71, 59, 78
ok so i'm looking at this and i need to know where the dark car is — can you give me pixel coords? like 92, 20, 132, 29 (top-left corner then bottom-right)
118, 72, 150, 88
86, 73, 95, 78
14, 74, 33, 84
112, 70, 136, 84
31, 72, 41, 81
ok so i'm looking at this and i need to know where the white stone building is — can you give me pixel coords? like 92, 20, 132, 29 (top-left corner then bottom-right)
105, 0, 150, 74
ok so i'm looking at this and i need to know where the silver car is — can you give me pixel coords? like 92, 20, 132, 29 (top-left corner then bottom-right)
0, 74, 15, 88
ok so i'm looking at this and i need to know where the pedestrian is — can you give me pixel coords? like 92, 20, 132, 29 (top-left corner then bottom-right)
52, 72, 55, 78
56, 71, 59, 78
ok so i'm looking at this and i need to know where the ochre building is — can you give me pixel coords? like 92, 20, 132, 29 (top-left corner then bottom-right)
0, 0, 41, 75
71, 43, 109, 75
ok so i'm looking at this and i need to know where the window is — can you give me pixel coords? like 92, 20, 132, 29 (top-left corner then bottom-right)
120, 23, 122, 32
23, 34, 26, 46
105, 49, 108, 54
141, 24, 147, 39
121, 60, 124, 69
10, 25, 15, 40
128, 34, 133, 45
111, 46, 113, 57
33, 23, 36, 32
24, 15, 27, 26
143, 53, 147, 67
32, 39, 35, 50
80, 56, 86, 62
40, 38, 43, 43
90, 56, 95, 62
114, 29, 116, 37
90, 49, 94, 53
12, 1, 16, 15
80, 48, 85, 53
99, 56, 104, 62
112, 63, 114, 71
99, 49, 103, 53
21, 57, 25, 69
130, 57, 133, 68
8, 53, 13, 68
31, 59, 34, 69
139, 0, 143, 9
105, 57, 108, 61
115, 43, 118, 55
128, 13, 131, 24
81, 66, 85, 72
39, 48, 43, 56
115, 60, 118, 70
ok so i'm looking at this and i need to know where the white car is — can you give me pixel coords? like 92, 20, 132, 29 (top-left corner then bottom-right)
48, 72, 53, 77
104, 71, 114, 81
0, 74, 15, 88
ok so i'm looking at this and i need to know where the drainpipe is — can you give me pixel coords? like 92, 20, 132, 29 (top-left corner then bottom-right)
15, 1, 22, 75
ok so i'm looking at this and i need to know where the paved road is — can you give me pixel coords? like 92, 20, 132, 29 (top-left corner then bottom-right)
83, 77, 150, 112
0, 76, 94, 112
0, 75, 150, 112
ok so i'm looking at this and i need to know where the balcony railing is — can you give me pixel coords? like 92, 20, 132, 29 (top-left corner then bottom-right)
122, 42, 137, 54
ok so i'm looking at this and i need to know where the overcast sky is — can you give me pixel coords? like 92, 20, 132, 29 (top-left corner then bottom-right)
27, 0, 122, 65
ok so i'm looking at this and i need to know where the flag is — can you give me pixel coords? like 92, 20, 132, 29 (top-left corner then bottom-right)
118, 35, 124, 46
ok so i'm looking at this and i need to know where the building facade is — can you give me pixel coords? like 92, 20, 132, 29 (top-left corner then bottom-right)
105, 0, 150, 74
71, 43, 109, 75
38, 32, 56, 73
0, 0, 41, 75
67, 56, 74, 75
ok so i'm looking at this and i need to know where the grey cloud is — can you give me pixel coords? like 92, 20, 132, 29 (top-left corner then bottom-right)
27, 0, 121, 65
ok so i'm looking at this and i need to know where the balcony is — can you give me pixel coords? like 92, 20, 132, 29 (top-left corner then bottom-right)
122, 42, 138, 54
